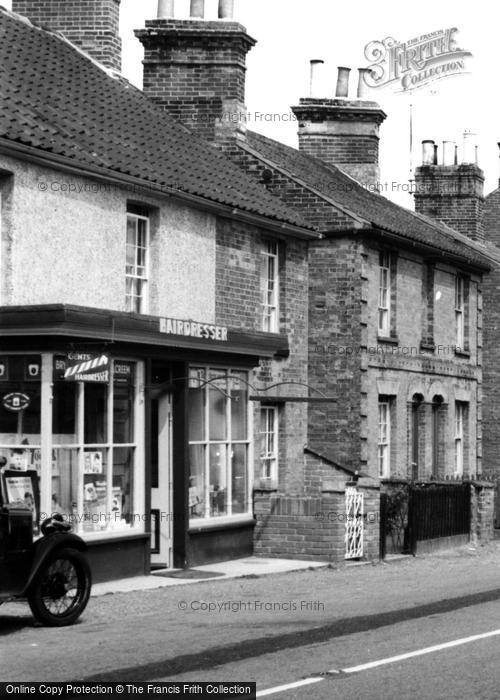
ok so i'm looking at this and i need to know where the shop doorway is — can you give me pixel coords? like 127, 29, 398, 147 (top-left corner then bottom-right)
151, 393, 173, 569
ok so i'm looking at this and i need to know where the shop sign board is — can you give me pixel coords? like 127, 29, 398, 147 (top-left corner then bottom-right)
159, 317, 228, 342
2, 392, 31, 412
63, 354, 110, 383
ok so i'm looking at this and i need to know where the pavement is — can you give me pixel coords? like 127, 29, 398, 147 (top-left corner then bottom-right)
91, 557, 329, 596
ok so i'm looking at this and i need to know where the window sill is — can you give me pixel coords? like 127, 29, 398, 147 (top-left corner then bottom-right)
80, 529, 148, 545
419, 341, 435, 353
188, 515, 255, 534
455, 348, 471, 358
377, 335, 399, 345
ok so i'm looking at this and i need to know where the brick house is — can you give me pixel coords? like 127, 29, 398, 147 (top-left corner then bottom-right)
480, 150, 500, 480
0, 2, 321, 579
132, 1, 498, 559
2, 0, 496, 571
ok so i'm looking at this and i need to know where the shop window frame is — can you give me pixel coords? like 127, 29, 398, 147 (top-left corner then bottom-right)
0, 352, 145, 541
188, 365, 254, 526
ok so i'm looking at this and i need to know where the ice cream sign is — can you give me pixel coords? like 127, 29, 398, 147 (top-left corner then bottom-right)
2, 393, 31, 412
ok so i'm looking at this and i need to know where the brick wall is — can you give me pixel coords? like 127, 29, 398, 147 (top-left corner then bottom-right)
481, 188, 500, 475
296, 135, 380, 186
136, 19, 254, 141
12, 0, 122, 71
253, 481, 380, 562
307, 237, 364, 469
215, 217, 309, 494
414, 164, 485, 241
470, 481, 495, 544
291, 99, 386, 187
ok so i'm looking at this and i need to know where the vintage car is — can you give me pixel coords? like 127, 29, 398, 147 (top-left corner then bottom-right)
0, 469, 91, 626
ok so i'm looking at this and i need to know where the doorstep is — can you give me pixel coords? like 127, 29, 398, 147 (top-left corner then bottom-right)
90, 557, 328, 597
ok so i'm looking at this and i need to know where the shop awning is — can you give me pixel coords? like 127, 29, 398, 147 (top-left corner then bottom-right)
0, 305, 289, 359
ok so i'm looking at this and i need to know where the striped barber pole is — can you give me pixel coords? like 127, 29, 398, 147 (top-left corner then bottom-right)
64, 354, 109, 382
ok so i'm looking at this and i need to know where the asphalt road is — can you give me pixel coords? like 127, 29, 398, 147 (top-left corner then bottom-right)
2, 545, 500, 697
162, 600, 500, 699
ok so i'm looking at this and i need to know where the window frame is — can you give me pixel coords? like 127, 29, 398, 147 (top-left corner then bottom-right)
378, 399, 391, 479
0, 352, 146, 541
260, 240, 280, 333
454, 402, 466, 477
188, 366, 253, 525
259, 405, 279, 484
125, 211, 150, 314
378, 251, 391, 337
455, 276, 465, 350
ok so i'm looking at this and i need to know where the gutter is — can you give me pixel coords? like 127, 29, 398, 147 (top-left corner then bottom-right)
322, 224, 491, 273
0, 139, 321, 241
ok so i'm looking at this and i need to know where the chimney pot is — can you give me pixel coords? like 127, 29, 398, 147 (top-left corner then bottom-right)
158, 0, 175, 18
218, 0, 234, 19
190, 0, 204, 18
442, 141, 455, 166
422, 140, 435, 166
309, 60, 325, 98
357, 68, 372, 99
462, 131, 477, 164
335, 67, 351, 98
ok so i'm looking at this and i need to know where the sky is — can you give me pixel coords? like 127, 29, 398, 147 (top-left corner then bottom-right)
6, 0, 500, 206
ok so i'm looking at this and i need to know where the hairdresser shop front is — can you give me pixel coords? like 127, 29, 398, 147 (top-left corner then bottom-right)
0, 305, 287, 581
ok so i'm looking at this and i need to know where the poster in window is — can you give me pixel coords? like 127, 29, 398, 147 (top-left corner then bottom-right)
84, 451, 103, 474
2, 470, 40, 535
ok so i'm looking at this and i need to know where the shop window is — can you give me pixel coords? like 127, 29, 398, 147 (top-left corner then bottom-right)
188, 367, 250, 521
259, 406, 278, 485
260, 240, 279, 332
0, 355, 42, 533
126, 206, 150, 314
51, 358, 139, 535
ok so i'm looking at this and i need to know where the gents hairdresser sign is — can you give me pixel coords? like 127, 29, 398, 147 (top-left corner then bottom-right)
364, 28, 472, 93
63, 354, 110, 383
160, 318, 228, 342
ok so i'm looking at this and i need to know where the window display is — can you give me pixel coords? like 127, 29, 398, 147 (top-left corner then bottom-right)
0, 353, 144, 540
188, 367, 251, 522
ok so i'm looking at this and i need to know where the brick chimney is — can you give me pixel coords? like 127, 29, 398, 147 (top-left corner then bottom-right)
414, 134, 485, 242
291, 64, 387, 186
12, 0, 122, 72
135, 0, 256, 144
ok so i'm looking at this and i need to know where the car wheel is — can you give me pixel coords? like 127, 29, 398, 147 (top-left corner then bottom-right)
28, 548, 91, 627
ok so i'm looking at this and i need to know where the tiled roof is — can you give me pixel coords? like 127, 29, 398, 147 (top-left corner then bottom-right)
0, 9, 314, 233
245, 130, 493, 268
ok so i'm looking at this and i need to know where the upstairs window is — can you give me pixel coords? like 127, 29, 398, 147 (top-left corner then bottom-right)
126, 208, 149, 314
455, 276, 465, 350
260, 240, 279, 332
378, 252, 391, 336
259, 406, 278, 484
